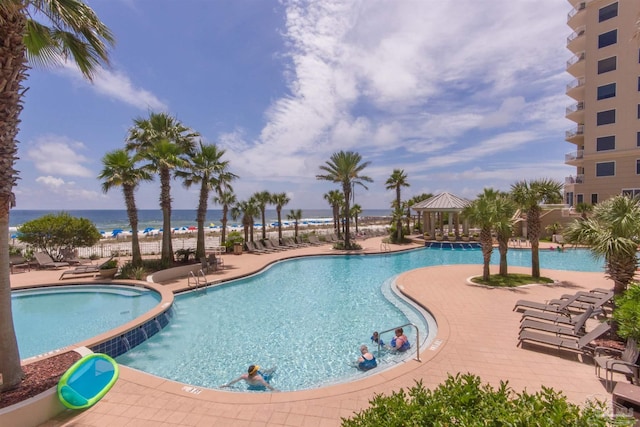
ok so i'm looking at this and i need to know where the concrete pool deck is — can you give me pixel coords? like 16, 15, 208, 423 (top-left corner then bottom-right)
9, 237, 627, 426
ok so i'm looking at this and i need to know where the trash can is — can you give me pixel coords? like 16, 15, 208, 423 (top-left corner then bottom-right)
233, 242, 243, 255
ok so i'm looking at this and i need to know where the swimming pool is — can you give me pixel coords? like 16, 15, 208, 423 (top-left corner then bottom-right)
116, 247, 604, 392
13, 285, 161, 359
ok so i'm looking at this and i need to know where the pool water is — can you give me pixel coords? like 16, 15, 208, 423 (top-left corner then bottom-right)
13, 285, 161, 359
116, 247, 604, 392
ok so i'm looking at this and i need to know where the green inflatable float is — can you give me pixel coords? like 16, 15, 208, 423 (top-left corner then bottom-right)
57, 353, 119, 410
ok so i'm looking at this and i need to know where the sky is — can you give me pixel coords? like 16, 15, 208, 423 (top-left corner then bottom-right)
14, 0, 575, 211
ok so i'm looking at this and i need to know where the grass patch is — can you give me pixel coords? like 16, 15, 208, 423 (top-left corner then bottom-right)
471, 273, 554, 287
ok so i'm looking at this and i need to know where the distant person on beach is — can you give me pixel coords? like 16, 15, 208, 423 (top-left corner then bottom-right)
221, 365, 278, 391
356, 345, 377, 371
389, 327, 410, 352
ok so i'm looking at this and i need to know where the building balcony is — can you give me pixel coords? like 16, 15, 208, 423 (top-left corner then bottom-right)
566, 26, 585, 52
567, 2, 586, 28
565, 125, 584, 142
566, 52, 585, 76
565, 174, 584, 185
565, 101, 584, 122
565, 150, 584, 165
566, 77, 585, 101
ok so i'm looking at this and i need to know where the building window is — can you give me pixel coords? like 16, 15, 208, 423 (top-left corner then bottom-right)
599, 2, 618, 22
637, 160, 640, 175
638, 77, 640, 91
598, 30, 617, 48
596, 161, 615, 177
638, 104, 640, 119
576, 194, 584, 204
597, 83, 616, 100
565, 192, 574, 207
622, 189, 640, 198
596, 135, 615, 151
591, 194, 598, 204
637, 131, 640, 147
598, 56, 617, 74
597, 109, 616, 125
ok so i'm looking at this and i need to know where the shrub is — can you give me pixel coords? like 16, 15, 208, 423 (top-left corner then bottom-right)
17, 212, 102, 255
341, 374, 631, 426
613, 282, 640, 342
99, 259, 118, 270
119, 262, 147, 280
225, 231, 244, 253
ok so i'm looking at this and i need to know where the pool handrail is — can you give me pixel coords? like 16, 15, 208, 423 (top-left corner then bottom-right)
378, 323, 421, 362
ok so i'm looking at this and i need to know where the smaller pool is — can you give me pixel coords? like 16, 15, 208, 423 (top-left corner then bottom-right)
12, 284, 161, 359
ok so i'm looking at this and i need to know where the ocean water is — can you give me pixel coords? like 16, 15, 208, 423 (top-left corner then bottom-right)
9, 209, 392, 232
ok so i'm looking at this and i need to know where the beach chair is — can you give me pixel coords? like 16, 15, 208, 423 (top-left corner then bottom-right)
254, 240, 277, 253
245, 241, 266, 254
9, 255, 30, 274
520, 306, 594, 337
60, 248, 92, 266
307, 235, 324, 246
294, 236, 310, 247
263, 239, 285, 251
34, 252, 69, 270
518, 322, 611, 353
59, 257, 114, 280
513, 292, 583, 313
594, 339, 640, 391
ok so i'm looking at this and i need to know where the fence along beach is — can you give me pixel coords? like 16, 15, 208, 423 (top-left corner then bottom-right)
8, 209, 392, 257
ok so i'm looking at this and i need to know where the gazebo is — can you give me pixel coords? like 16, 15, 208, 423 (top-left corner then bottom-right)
411, 192, 472, 239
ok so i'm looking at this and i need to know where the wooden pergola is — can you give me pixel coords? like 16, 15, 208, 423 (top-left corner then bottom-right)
411, 192, 471, 238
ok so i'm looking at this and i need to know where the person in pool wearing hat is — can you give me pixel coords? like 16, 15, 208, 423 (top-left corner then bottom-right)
221, 365, 278, 391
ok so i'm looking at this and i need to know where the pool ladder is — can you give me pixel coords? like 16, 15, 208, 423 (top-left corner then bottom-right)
188, 269, 207, 292
376, 322, 421, 362
380, 241, 390, 252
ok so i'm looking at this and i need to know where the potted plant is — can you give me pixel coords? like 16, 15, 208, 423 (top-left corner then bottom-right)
470, 233, 479, 241
447, 232, 456, 241
435, 232, 443, 241
461, 233, 470, 242
99, 258, 118, 278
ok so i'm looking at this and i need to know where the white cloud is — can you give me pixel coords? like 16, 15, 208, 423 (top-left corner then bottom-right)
26, 135, 94, 177
35, 176, 65, 188
59, 62, 167, 111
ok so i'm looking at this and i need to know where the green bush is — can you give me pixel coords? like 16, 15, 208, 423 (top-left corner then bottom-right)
342, 374, 631, 426
613, 282, 640, 342
225, 231, 244, 253
17, 212, 102, 255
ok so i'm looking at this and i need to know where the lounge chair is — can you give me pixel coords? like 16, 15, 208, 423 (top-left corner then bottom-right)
245, 241, 266, 254
594, 339, 640, 391
294, 236, 310, 247
513, 292, 583, 313
34, 252, 69, 270
518, 322, 611, 353
520, 305, 603, 325
60, 248, 92, 266
254, 240, 277, 253
307, 235, 324, 246
520, 306, 594, 337
9, 255, 30, 274
263, 239, 285, 251
59, 257, 113, 280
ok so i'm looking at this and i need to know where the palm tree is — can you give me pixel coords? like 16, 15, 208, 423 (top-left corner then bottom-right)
272, 192, 290, 241
350, 204, 362, 234
409, 193, 432, 232
564, 195, 640, 298
126, 112, 199, 266
493, 193, 517, 276
287, 209, 303, 238
462, 189, 501, 281
574, 202, 593, 220
253, 191, 271, 241
98, 150, 152, 267
0, 1, 114, 391
511, 179, 563, 278
177, 142, 236, 259
317, 151, 372, 249
232, 199, 259, 243
323, 190, 344, 237
213, 190, 237, 246
385, 169, 410, 242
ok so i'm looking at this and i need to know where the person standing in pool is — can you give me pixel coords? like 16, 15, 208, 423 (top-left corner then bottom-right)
389, 327, 410, 352
357, 345, 377, 371
371, 331, 384, 346
221, 365, 278, 391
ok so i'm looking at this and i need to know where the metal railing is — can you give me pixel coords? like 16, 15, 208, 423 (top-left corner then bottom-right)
188, 269, 207, 292
566, 51, 585, 69
377, 323, 421, 362
566, 77, 585, 93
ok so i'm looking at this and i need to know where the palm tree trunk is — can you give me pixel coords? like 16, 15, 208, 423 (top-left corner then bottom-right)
497, 237, 508, 276
277, 208, 282, 241
195, 182, 208, 259
159, 167, 174, 265
0, 4, 28, 391
343, 184, 351, 248
528, 207, 541, 278
261, 209, 266, 240
221, 206, 228, 245
481, 228, 493, 281
124, 185, 142, 266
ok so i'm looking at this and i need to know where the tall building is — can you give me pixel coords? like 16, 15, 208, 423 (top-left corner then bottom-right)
564, 0, 640, 207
